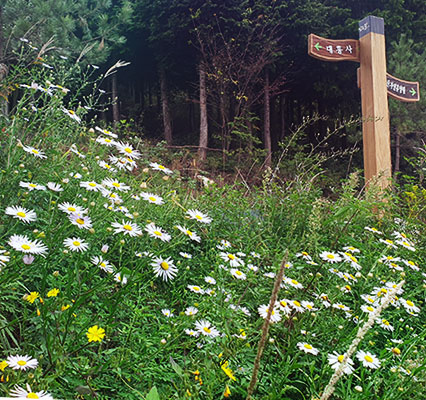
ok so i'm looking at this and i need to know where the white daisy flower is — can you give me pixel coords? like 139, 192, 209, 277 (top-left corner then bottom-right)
98, 160, 116, 171
114, 272, 127, 285
217, 239, 232, 250
185, 306, 199, 316
161, 309, 174, 317
402, 259, 419, 271
187, 285, 204, 294
342, 246, 360, 253
361, 294, 379, 306
356, 350, 381, 369
140, 192, 164, 205
100, 189, 122, 204
0, 249, 10, 266
111, 220, 142, 237
289, 299, 305, 313
364, 226, 383, 235
220, 252, 244, 267
9, 383, 53, 399
320, 251, 342, 263
149, 161, 172, 175
204, 276, 216, 285
63, 237, 89, 252
185, 329, 199, 337
230, 268, 246, 280
341, 252, 362, 270
95, 126, 118, 138
332, 303, 350, 312
62, 108, 81, 123
317, 293, 331, 308
7, 354, 38, 370
297, 342, 319, 355
151, 256, 178, 281
69, 145, 85, 159
361, 304, 377, 314
145, 223, 171, 242
195, 319, 220, 337
380, 255, 401, 264
58, 202, 87, 215
379, 238, 398, 249
399, 298, 420, 314
278, 299, 292, 314
186, 209, 211, 224
296, 251, 313, 261
396, 240, 416, 251
115, 141, 141, 159
283, 277, 303, 289
247, 264, 259, 272
69, 213, 93, 230
47, 182, 63, 192
5, 205, 37, 223
176, 225, 201, 242
375, 318, 394, 331
22, 145, 47, 159
258, 304, 281, 323
96, 135, 117, 146
327, 352, 354, 374
8, 234, 48, 255
102, 178, 130, 192
179, 252, 192, 259
301, 301, 317, 311
80, 181, 101, 192
19, 181, 46, 191
91, 256, 114, 273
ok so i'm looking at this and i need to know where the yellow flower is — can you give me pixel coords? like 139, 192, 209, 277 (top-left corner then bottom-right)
221, 361, 237, 381
61, 304, 71, 311
223, 385, 231, 398
47, 288, 60, 297
0, 360, 8, 371
86, 325, 105, 342
25, 291, 39, 304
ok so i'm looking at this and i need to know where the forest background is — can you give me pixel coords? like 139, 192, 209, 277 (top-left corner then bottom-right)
1, 0, 425, 183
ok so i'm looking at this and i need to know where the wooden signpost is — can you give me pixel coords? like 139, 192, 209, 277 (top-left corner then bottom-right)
308, 16, 420, 190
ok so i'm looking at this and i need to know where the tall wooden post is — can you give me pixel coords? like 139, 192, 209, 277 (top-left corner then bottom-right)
359, 16, 391, 189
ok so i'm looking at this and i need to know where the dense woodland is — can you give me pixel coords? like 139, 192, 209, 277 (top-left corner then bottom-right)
1, 0, 425, 176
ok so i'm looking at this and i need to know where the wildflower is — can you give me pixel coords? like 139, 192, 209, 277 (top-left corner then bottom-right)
356, 350, 381, 369
396, 240, 416, 251
86, 325, 105, 342
69, 213, 93, 230
317, 293, 331, 308
342, 246, 360, 253
195, 319, 220, 337
301, 301, 317, 311
289, 300, 305, 313
402, 259, 419, 271
112, 220, 142, 237
140, 192, 164, 204
341, 252, 362, 270
115, 141, 141, 159
204, 276, 216, 285
296, 251, 313, 261
98, 160, 116, 171
63, 237, 89, 252
320, 251, 342, 263
96, 136, 116, 146
47, 182, 63, 192
258, 304, 281, 323
69, 145, 85, 159
185, 306, 198, 316
247, 264, 258, 272
5, 206, 37, 224
19, 181, 46, 191
361, 305, 376, 315
186, 209, 212, 224
230, 268, 246, 280
25, 291, 39, 303
375, 318, 394, 331
283, 277, 303, 289
180, 252, 192, 259
151, 257, 178, 281
58, 202, 87, 215
8, 234, 48, 255
223, 385, 231, 398
217, 239, 231, 250
9, 383, 54, 399
333, 303, 350, 312
80, 181, 101, 192
47, 288, 59, 297
149, 161, 172, 175
0, 251, 9, 266
399, 298, 420, 314
91, 256, 114, 273
7, 355, 38, 370
278, 299, 292, 314
62, 108, 81, 123
364, 226, 383, 234
102, 178, 130, 192
297, 342, 319, 355
187, 285, 204, 294
221, 361, 237, 381
185, 329, 199, 337
22, 254, 34, 265
145, 223, 171, 242
0, 360, 8, 371
161, 309, 173, 317
114, 272, 127, 285
327, 352, 354, 374
176, 225, 201, 242
220, 252, 244, 267
22, 145, 47, 159
361, 294, 379, 306
95, 126, 118, 138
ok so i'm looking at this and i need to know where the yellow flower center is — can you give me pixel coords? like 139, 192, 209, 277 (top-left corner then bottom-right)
112, 182, 120, 188
193, 286, 200, 291
17, 211, 27, 217
367, 306, 374, 312
123, 224, 133, 231
27, 393, 39, 399
406, 300, 414, 307
392, 348, 401, 355
306, 304, 312, 309
68, 207, 76, 212
327, 254, 335, 259
124, 147, 132, 153
364, 355, 373, 363
76, 218, 85, 225
186, 230, 193, 236
386, 240, 393, 244
149, 196, 156, 202
21, 244, 31, 250
31, 149, 39, 154
158, 165, 165, 169
228, 254, 235, 260
73, 241, 81, 246
17, 360, 27, 366
291, 279, 299, 285
235, 270, 242, 276
104, 164, 111, 169
304, 344, 312, 350
29, 183, 36, 188
280, 301, 287, 307
203, 327, 211, 333
337, 355, 344, 362
302, 251, 308, 256
105, 138, 111, 143
161, 262, 169, 270
69, 110, 75, 115
154, 230, 162, 236
293, 301, 301, 307
89, 182, 96, 187
408, 261, 415, 266
195, 214, 203, 220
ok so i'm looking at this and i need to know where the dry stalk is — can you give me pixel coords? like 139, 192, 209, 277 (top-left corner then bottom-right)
246, 252, 288, 400
320, 280, 405, 400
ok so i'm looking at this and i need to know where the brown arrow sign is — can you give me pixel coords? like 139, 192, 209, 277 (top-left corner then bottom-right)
386, 73, 420, 102
308, 34, 360, 62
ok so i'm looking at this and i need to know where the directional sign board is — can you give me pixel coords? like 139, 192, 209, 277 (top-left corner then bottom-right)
386, 73, 420, 102
308, 34, 360, 62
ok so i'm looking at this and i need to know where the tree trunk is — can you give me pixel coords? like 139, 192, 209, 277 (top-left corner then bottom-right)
280, 95, 286, 141
394, 129, 401, 174
0, 6, 8, 117
159, 67, 173, 145
112, 73, 119, 128
264, 69, 272, 168
198, 62, 208, 161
